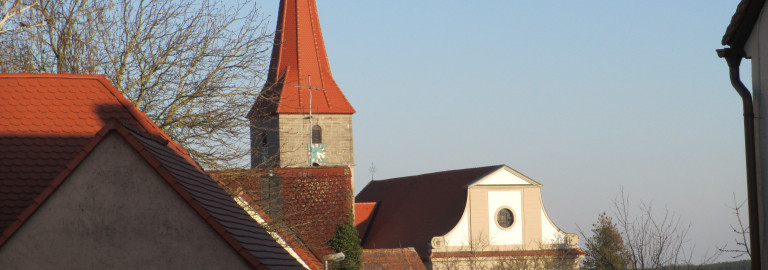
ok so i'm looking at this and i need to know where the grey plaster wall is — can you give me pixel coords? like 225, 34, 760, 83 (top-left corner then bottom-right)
746, 8, 768, 269
0, 132, 252, 270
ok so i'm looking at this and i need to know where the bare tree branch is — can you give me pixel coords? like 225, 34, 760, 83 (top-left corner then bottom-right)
611, 188, 719, 269
0, 0, 272, 169
718, 194, 751, 259
0, 0, 44, 36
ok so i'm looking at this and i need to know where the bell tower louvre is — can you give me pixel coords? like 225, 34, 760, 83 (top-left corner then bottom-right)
249, 0, 355, 169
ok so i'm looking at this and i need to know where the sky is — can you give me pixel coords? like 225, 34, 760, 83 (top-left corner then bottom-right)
255, 0, 748, 262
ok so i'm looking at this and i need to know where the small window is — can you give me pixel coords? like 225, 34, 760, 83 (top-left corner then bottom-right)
496, 208, 515, 228
312, 125, 322, 144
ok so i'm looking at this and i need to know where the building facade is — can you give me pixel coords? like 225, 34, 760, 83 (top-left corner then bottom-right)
355, 165, 584, 269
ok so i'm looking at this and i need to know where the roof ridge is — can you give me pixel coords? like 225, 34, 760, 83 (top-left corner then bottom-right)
0, 72, 107, 79
88, 75, 200, 170
372, 165, 503, 182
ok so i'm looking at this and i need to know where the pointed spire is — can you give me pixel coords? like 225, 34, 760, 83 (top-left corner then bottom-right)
251, 0, 355, 116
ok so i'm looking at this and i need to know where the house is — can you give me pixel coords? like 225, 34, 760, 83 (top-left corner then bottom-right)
720, 0, 768, 268
355, 165, 585, 269
0, 73, 306, 269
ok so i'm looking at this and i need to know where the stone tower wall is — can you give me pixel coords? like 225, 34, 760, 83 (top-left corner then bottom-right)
277, 114, 354, 167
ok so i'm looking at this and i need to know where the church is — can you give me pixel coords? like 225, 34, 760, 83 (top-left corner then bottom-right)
231, 0, 585, 269
355, 165, 585, 269
212, 0, 359, 267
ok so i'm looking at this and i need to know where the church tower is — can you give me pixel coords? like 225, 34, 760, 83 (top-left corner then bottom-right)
249, 0, 355, 168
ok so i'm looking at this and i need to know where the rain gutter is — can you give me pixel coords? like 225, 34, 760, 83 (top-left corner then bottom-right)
717, 47, 761, 270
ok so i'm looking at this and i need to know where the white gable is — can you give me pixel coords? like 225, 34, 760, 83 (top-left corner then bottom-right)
541, 208, 566, 244
442, 204, 471, 247
473, 166, 540, 186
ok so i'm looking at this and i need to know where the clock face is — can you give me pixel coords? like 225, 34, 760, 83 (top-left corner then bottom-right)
308, 143, 327, 164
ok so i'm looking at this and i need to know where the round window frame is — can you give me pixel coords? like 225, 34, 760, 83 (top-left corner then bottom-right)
494, 206, 516, 230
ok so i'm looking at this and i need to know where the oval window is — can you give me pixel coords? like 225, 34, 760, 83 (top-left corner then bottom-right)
496, 208, 514, 228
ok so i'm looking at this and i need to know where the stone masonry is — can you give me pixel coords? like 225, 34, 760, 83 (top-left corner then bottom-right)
251, 113, 354, 168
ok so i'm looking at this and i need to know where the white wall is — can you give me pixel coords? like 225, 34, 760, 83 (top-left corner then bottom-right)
746, 7, 768, 269
487, 190, 524, 246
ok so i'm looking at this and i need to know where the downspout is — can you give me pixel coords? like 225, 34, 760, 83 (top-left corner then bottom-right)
717, 47, 761, 270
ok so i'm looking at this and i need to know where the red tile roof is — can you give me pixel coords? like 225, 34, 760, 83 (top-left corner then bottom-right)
361, 248, 427, 270
355, 165, 503, 259
354, 202, 378, 242
0, 73, 187, 232
722, 0, 766, 48
249, 0, 355, 116
213, 166, 354, 261
0, 73, 305, 269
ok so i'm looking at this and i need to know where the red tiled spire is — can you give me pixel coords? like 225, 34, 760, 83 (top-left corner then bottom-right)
250, 0, 355, 116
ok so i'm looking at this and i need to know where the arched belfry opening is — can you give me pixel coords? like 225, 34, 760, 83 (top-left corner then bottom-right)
312, 125, 322, 144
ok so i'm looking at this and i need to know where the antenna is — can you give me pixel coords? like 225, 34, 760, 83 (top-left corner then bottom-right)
295, 75, 325, 166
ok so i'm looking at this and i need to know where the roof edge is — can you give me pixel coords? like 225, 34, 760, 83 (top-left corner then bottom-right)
111, 122, 271, 269
366, 165, 504, 186
723, 0, 767, 48
464, 165, 543, 187
235, 192, 321, 269
355, 202, 379, 245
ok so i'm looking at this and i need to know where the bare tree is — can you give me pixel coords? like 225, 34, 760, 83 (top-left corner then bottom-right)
612, 189, 718, 269
0, 0, 44, 36
718, 194, 751, 259
0, 0, 272, 169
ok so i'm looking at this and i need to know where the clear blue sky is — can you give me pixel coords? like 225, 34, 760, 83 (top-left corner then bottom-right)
257, 0, 747, 262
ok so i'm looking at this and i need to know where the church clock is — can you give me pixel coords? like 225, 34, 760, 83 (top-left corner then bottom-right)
308, 143, 327, 165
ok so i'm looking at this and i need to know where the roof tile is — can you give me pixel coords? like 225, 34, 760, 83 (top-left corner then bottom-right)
722, 0, 767, 47
361, 248, 427, 270
250, 0, 354, 116
212, 166, 353, 260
